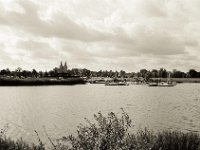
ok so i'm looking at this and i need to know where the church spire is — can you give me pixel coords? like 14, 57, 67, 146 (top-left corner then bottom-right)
60, 61, 63, 68
58, 61, 68, 73
64, 61, 68, 71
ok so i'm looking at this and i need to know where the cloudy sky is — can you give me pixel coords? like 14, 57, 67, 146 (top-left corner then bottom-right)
0, 0, 200, 72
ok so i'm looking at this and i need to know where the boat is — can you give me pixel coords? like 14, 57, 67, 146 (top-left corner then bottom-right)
106, 82, 129, 86
159, 73, 176, 87
89, 77, 106, 84
148, 82, 158, 86
148, 81, 176, 87
105, 81, 129, 86
89, 79, 106, 84
105, 78, 129, 86
148, 73, 176, 87
157, 81, 176, 87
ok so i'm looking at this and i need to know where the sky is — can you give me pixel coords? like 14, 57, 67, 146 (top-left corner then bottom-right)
0, 0, 200, 72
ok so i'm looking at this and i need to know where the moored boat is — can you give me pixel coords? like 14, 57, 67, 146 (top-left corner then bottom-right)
105, 81, 129, 86
105, 78, 129, 86
148, 73, 176, 87
157, 82, 176, 87
148, 81, 176, 87
148, 82, 158, 86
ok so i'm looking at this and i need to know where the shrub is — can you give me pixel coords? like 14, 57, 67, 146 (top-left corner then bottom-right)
1, 111, 200, 150
56, 109, 132, 150
0, 126, 45, 150
0, 137, 45, 150
55, 110, 200, 150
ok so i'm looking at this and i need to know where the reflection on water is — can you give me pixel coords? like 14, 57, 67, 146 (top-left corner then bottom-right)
0, 83, 200, 143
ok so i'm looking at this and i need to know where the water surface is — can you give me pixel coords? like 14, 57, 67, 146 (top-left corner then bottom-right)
0, 83, 200, 143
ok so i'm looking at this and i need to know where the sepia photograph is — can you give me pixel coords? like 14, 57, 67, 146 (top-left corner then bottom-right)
0, 0, 200, 149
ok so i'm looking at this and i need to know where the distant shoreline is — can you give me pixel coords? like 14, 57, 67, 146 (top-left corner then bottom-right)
0, 77, 87, 86
1, 77, 200, 86
150, 78, 200, 83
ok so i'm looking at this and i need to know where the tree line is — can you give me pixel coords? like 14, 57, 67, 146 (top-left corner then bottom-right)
0, 67, 200, 79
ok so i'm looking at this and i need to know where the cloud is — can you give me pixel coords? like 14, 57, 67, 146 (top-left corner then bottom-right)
135, 30, 185, 55
0, 0, 200, 71
134, 0, 168, 18
17, 40, 59, 60
0, 0, 111, 42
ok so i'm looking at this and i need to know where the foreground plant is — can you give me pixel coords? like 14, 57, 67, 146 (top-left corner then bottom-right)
55, 109, 130, 150
55, 110, 200, 150
1, 110, 200, 150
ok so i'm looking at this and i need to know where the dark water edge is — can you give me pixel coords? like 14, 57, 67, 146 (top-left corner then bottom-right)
0, 77, 87, 86
1, 111, 200, 150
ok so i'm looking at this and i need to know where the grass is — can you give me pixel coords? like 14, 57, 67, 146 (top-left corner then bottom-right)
0, 137, 45, 150
1, 110, 200, 150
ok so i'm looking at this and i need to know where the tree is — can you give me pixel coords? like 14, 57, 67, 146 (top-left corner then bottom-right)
21, 70, 30, 78
119, 70, 126, 78
172, 69, 186, 78
97, 70, 102, 77
158, 68, 167, 78
144, 71, 151, 82
38, 71, 44, 78
32, 69, 38, 77
48, 70, 55, 77
0, 69, 10, 76
114, 71, 119, 78
109, 70, 115, 78
82, 69, 91, 77
140, 69, 148, 78
188, 69, 198, 78
15, 67, 22, 72
15, 67, 22, 77
151, 69, 158, 78
44, 71, 49, 77
71, 68, 79, 76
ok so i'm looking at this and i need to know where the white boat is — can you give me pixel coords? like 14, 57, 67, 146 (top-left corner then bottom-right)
105, 79, 129, 86
105, 81, 129, 86
148, 82, 158, 86
157, 82, 176, 87
148, 73, 176, 87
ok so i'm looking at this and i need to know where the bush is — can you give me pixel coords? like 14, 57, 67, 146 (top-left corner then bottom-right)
0, 126, 45, 150
0, 137, 45, 150
55, 110, 200, 150
1, 110, 200, 150
56, 109, 131, 150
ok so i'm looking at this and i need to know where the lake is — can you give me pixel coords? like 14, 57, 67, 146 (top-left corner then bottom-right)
0, 83, 200, 144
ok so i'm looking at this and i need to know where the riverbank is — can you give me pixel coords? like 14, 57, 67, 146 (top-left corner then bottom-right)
1, 111, 200, 150
150, 78, 200, 83
0, 77, 87, 86
1, 77, 200, 86
89, 77, 200, 84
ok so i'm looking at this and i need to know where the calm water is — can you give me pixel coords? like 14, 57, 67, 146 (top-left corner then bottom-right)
0, 83, 200, 144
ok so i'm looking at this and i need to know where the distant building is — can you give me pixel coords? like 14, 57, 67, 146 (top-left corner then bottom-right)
54, 61, 68, 73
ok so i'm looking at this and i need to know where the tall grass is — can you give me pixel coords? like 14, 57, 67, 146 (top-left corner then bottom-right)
1, 110, 200, 150
0, 137, 45, 150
